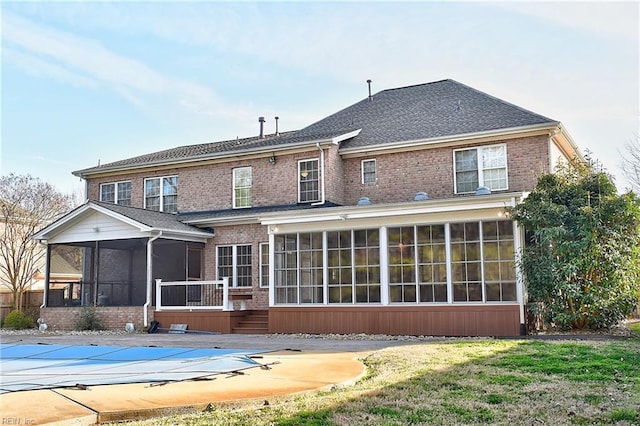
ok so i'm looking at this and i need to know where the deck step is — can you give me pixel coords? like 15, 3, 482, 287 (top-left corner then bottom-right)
232, 310, 269, 334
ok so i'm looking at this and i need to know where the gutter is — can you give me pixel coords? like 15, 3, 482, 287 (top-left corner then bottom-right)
338, 122, 561, 157
144, 231, 162, 328
39, 240, 49, 310
73, 129, 362, 179
73, 138, 339, 179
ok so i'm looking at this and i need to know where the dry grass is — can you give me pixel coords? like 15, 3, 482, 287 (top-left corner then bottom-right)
124, 338, 640, 425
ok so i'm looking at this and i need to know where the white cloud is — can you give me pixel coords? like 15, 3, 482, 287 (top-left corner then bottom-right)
1, 11, 233, 118
494, 1, 638, 42
3, 47, 98, 89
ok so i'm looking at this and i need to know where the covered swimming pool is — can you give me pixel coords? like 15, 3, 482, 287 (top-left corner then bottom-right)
0, 343, 267, 393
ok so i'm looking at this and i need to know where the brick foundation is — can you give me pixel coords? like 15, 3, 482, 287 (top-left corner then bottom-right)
39, 306, 154, 332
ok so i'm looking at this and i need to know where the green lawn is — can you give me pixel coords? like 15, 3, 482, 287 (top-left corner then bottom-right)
126, 338, 640, 426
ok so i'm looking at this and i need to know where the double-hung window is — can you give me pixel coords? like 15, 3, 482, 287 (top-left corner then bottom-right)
361, 159, 376, 184
100, 181, 131, 206
454, 145, 507, 193
144, 176, 178, 213
298, 159, 319, 203
259, 243, 269, 288
233, 167, 252, 208
217, 244, 252, 287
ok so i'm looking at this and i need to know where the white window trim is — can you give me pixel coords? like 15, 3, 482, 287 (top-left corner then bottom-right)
453, 144, 508, 194
100, 181, 131, 205
259, 242, 269, 288
216, 244, 252, 288
361, 159, 377, 184
232, 166, 252, 209
297, 158, 320, 203
144, 175, 178, 212
272, 220, 518, 307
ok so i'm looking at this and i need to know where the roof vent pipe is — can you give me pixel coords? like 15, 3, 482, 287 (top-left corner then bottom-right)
258, 116, 265, 139
275, 116, 279, 136
367, 79, 373, 101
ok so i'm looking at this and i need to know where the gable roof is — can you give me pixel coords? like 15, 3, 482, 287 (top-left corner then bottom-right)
33, 201, 214, 243
73, 79, 560, 177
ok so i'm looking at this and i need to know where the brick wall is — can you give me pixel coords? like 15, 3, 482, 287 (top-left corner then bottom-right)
87, 135, 551, 212
88, 148, 327, 212
40, 306, 153, 332
324, 144, 345, 204
342, 135, 550, 205
205, 223, 270, 310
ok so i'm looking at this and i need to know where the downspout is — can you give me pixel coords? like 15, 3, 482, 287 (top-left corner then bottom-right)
39, 241, 50, 309
312, 142, 326, 205
144, 231, 162, 327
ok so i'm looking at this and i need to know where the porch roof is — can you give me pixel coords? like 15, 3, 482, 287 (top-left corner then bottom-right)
33, 201, 214, 244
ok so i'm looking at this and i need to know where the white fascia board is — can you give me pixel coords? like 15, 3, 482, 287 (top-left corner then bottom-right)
260, 193, 523, 225
152, 230, 212, 243
554, 124, 584, 161
33, 204, 91, 240
73, 133, 359, 178
33, 202, 152, 240
339, 123, 560, 157
33, 202, 212, 242
331, 129, 362, 144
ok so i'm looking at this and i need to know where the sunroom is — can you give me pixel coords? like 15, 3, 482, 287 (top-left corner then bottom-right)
261, 191, 528, 336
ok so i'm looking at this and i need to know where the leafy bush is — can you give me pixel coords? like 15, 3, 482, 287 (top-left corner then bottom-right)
511, 160, 640, 330
75, 305, 104, 331
3, 310, 35, 329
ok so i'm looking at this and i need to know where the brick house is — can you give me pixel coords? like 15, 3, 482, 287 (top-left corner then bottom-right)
34, 80, 581, 336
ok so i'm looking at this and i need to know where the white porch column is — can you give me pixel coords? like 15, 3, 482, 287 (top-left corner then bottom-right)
379, 226, 389, 305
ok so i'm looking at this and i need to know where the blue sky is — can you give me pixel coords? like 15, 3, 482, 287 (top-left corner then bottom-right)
1, 1, 638, 195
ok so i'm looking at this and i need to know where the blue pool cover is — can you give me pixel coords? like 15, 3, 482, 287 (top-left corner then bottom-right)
0, 344, 267, 393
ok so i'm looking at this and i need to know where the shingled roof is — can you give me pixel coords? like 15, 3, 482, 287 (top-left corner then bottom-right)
90, 201, 213, 234
73, 131, 298, 176
293, 79, 557, 150
74, 79, 557, 176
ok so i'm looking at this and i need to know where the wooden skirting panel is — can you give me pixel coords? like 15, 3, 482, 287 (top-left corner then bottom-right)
268, 305, 522, 337
153, 310, 246, 334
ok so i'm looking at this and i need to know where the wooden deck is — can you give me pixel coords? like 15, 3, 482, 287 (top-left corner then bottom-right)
153, 305, 522, 336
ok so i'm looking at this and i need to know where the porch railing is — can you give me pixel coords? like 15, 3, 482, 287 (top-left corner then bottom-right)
47, 281, 142, 307
155, 278, 231, 311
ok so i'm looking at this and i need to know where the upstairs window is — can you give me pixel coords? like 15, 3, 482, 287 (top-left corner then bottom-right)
298, 159, 319, 203
233, 167, 252, 208
144, 176, 178, 213
361, 159, 376, 184
454, 145, 507, 194
100, 181, 131, 206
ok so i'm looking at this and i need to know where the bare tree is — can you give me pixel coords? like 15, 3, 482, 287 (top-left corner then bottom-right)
0, 174, 76, 311
620, 137, 640, 193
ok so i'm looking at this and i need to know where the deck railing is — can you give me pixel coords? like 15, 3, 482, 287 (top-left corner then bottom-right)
155, 278, 231, 311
